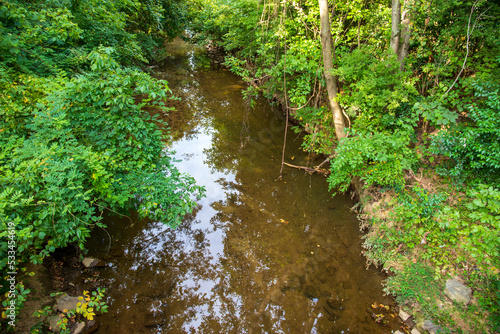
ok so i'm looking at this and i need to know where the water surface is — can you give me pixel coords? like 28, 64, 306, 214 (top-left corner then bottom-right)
88, 39, 400, 333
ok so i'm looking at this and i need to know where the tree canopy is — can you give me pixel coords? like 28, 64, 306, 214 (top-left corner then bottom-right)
1, 0, 202, 328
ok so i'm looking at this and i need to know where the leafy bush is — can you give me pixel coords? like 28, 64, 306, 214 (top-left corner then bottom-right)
0, 48, 203, 272
363, 186, 450, 268
334, 47, 418, 132
455, 184, 499, 277
294, 106, 336, 155
1, 1, 199, 330
365, 183, 499, 276
431, 80, 500, 182
327, 130, 418, 194
382, 187, 449, 254
383, 263, 454, 331
413, 97, 459, 127
477, 278, 500, 333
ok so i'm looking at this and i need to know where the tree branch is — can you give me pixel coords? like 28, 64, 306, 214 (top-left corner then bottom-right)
443, 0, 489, 97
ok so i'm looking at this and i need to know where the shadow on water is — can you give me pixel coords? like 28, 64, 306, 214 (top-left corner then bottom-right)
86, 38, 401, 333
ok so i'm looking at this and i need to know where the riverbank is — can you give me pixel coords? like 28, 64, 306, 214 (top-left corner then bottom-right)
203, 42, 499, 333
13, 38, 406, 333
12, 249, 107, 333
353, 177, 497, 333
8, 33, 497, 332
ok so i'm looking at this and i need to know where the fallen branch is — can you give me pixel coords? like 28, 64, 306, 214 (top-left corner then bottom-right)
315, 154, 334, 170
283, 162, 330, 175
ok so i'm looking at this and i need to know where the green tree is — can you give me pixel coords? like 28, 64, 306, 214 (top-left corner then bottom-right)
318, 0, 347, 140
1, 1, 201, 329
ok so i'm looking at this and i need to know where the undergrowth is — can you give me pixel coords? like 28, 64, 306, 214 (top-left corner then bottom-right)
360, 179, 500, 333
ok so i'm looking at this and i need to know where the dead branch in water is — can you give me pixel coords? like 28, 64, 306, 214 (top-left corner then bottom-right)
283, 162, 330, 175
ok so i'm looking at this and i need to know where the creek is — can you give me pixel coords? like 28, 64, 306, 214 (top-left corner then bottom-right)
86, 39, 401, 333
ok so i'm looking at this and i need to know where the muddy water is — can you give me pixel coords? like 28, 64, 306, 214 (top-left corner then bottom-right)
87, 39, 400, 333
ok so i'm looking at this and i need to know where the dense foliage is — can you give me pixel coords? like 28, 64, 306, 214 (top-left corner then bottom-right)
1, 0, 201, 329
185, 0, 500, 331
431, 80, 500, 180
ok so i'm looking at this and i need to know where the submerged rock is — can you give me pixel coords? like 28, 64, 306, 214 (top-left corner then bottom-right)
444, 278, 472, 305
82, 257, 104, 268
84, 319, 99, 334
144, 312, 167, 328
326, 298, 342, 310
303, 285, 320, 300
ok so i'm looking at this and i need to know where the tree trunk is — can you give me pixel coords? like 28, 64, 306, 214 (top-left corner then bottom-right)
318, 0, 346, 140
391, 0, 412, 71
357, 18, 361, 49
398, 18, 412, 70
390, 0, 401, 54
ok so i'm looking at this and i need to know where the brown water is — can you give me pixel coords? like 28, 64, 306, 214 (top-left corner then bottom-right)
87, 39, 400, 333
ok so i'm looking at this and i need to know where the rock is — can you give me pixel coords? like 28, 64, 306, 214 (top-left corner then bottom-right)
326, 298, 342, 310
399, 308, 411, 322
82, 258, 103, 268
394, 331, 405, 334
48, 315, 62, 333
56, 294, 81, 312
303, 285, 319, 300
83, 320, 99, 334
444, 278, 472, 305
422, 319, 444, 334
411, 328, 422, 334
73, 322, 86, 334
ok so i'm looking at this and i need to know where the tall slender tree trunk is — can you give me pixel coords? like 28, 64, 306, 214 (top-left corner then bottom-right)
390, 0, 412, 71
357, 19, 361, 49
398, 20, 411, 71
390, 0, 401, 54
318, 0, 346, 140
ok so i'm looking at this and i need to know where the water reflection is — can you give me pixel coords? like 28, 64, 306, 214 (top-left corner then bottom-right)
87, 39, 400, 333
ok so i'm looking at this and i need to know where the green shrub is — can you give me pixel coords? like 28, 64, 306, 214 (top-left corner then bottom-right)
431, 80, 500, 182
335, 46, 418, 132
384, 263, 453, 331
462, 185, 500, 277
0, 47, 204, 275
327, 130, 418, 194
